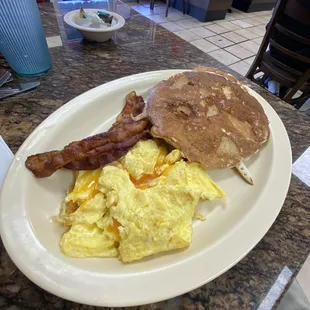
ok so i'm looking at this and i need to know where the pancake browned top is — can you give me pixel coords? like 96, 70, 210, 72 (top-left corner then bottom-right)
146, 67, 270, 170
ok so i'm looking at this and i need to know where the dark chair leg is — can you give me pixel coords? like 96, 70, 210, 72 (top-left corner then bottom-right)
150, 0, 154, 10
283, 89, 294, 104
182, 0, 185, 14
246, 57, 260, 80
166, 0, 170, 17
246, 0, 283, 80
283, 68, 310, 103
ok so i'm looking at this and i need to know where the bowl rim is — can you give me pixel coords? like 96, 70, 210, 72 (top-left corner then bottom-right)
63, 9, 125, 32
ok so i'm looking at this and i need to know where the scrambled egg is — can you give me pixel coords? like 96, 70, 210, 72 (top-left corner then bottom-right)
58, 139, 225, 263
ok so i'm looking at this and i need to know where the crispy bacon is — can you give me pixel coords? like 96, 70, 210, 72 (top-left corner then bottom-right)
65, 130, 150, 170
25, 92, 151, 178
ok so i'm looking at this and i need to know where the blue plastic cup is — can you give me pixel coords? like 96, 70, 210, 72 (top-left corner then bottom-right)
0, 0, 52, 76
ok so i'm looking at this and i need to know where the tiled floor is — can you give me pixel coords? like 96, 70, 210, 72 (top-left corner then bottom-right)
46, 35, 63, 48
129, 1, 310, 302
129, 3, 272, 76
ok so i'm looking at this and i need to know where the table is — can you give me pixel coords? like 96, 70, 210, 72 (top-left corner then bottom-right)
1, 1, 310, 309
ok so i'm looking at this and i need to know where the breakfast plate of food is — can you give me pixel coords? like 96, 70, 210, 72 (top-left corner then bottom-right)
0, 67, 291, 306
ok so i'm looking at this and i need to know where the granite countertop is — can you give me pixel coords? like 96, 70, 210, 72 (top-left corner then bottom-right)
1, 1, 310, 309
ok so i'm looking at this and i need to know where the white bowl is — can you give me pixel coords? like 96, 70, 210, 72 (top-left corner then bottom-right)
64, 9, 125, 42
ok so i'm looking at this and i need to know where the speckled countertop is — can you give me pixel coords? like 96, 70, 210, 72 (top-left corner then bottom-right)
1, 1, 310, 309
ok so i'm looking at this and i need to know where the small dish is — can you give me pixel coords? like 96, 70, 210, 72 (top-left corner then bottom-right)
64, 9, 125, 42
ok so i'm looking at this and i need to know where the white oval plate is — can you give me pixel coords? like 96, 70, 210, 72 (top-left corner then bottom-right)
0, 70, 291, 307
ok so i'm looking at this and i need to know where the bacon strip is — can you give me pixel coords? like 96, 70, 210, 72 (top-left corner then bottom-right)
25, 92, 151, 178
65, 130, 151, 170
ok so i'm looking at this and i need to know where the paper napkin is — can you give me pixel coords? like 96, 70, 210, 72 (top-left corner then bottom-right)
0, 136, 14, 189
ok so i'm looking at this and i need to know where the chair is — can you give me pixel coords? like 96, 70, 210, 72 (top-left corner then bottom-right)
246, 0, 310, 108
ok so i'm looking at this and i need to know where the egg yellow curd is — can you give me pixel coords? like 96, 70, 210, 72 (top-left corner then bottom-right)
57, 139, 225, 263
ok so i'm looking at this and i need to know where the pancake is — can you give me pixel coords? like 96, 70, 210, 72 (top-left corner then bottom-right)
146, 67, 270, 170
